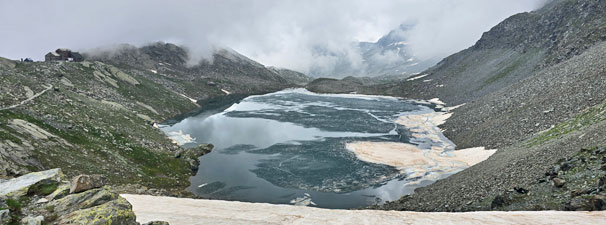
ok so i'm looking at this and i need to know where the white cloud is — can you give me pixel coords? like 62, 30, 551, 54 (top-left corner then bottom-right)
0, 0, 547, 75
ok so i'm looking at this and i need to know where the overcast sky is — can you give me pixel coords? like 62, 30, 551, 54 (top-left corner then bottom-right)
0, 0, 547, 74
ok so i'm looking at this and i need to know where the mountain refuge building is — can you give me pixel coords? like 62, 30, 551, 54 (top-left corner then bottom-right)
45, 48, 84, 62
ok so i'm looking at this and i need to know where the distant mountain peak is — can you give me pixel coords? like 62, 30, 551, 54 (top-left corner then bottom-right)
308, 24, 438, 78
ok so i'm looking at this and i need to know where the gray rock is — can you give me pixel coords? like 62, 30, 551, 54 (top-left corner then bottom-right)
21, 215, 44, 225
0, 168, 63, 198
52, 187, 118, 215
0, 209, 10, 224
566, 197, 593, 211
70, 174, 107, 193
173, 149, 184, 158
47, 184, 70, 200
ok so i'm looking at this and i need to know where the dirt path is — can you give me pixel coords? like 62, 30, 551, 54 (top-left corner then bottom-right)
122, 194, 606, 225
1, 85, 53, 110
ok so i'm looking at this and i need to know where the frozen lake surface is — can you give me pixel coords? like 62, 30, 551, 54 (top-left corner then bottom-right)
162, 89, 439, 209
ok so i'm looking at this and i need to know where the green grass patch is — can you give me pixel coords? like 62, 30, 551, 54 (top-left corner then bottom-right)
526, 101, 606, 147
0, 110, 90, 146
27, 182, 59, 196
0, 129, 22, 144
110, 132, 189, 187
484, 63, 517, 85
5, 199, 21, 210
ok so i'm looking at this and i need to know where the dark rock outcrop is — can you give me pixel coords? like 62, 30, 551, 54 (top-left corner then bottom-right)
180, 144, 214, 174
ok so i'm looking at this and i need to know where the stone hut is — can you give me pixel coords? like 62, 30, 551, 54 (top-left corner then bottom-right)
45, 48, 84, 62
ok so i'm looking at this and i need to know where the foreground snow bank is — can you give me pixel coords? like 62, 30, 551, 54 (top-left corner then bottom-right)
122, 194, 606, 225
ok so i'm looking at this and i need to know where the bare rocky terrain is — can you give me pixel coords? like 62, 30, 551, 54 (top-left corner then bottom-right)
361, 0, 606, 212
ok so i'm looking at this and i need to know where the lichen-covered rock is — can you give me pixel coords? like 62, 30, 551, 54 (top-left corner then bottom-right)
58, 196, 137, 225
52, 186, 118, 215
21, 215, 44, 225
70, 174, 107, 193
47, 183, 70, 200
0, 168, 64, 198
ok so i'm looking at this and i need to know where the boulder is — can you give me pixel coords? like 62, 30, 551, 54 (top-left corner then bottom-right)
513, 187, 528, 194
490, 194, 506, 208
70, 174, 107, 193
592, 195, 606, 210
52, 187, 118, 215
566, 197, 593, 211
58, 196, 137, 225
0, 168, 64, 198
173, 149, 184, 158
21, 215, 44, 225
553, 178, 566, 188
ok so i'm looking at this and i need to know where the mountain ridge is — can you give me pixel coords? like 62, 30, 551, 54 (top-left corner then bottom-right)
365, 0, 606, 211
0, 42, 299, 196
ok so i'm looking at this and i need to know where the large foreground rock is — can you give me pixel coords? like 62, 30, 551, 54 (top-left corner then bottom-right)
0, 168, 63, 197
52, 186, 119, 214
58, 196, 137, 225
21, 215, 44, 225
0, 169, 137, 224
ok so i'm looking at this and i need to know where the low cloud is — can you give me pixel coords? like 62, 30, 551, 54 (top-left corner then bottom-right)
0, 0, 547, 76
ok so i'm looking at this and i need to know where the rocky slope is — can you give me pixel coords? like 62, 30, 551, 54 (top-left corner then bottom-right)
305, 77, 363, 94
86, 43, 293, 98
367, 0, 606, 211
305, 74, 412, 94
0, 43, 297, 195
267, 66, 313, 86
